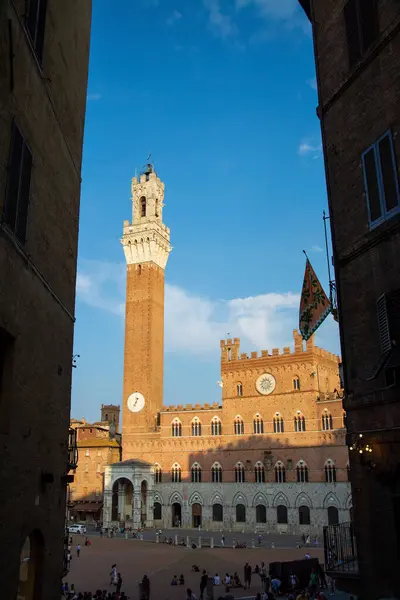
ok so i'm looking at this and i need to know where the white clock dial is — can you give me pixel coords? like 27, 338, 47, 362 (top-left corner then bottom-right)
127, 392, 145, 413
256, 373, 276, 396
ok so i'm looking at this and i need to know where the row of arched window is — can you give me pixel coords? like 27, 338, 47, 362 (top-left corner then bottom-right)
153, 502, 340, 526
171, 412, 338, 437
155, 459, 338, 484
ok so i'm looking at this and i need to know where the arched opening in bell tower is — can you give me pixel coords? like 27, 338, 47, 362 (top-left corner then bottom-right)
140, 196, 146, 217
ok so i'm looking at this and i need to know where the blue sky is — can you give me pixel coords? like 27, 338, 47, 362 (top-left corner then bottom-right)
72, 0, 340, 422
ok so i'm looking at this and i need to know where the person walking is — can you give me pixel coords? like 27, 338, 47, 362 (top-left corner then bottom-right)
199, 569, 208, 600
116, 573, 123, 594
221, 534, 225, 547
110, 565, 117, 586
76, 544, 81, 558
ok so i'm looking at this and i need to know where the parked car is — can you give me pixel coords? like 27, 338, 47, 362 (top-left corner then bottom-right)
68, 524, 86, 534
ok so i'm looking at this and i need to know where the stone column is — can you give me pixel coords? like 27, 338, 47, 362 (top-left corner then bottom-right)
133, 489, 141, 529
118, 482, 126, 522
146, 489, 154, 528
103, 489, 113, 527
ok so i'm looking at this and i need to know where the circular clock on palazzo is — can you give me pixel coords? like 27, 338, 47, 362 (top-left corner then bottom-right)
255, 373, 276, 395
127, 392, 145, 413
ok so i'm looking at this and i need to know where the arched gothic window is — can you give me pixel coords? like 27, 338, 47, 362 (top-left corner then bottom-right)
171, 419, 182, 437
273, 414, 284, 433
213, 504, 223, 521
275, 461, 286, 483
277, 505, 288, 524
211, 462, 222, 483
254, 461, 265, 483
253, 415, 264, 434
191, 463, 202, 483
294, 414, 306, 432
192, 418, 202, 436
325, 460, 336, 483
154, 464, 162, 483
299, 505, 310, 525
296, 460, 309, 483
235, 462, 245, 483
211, 417, 222, 436
236, 383, 243, 397
236, 504, 246, 522
322, 412, 333, 431
171, 463, 181, 483
234, 416, 244, 435
293, 376, 301, 390
140, 196, 146, 217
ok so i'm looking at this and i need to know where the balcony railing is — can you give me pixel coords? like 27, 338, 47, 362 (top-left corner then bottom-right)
68, 427, 78, 471
324, 521, 358, 573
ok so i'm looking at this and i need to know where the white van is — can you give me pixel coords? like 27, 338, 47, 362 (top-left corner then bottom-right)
68, 524, 86, 534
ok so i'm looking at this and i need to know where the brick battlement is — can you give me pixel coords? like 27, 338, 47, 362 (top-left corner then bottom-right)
161, 402, 222, 412
220, 329, 340, 364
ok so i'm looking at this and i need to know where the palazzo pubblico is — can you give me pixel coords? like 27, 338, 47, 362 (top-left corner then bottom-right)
70, 165, 351, 534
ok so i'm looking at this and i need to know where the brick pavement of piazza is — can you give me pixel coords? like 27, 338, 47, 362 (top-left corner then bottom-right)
64, 536, 324, 599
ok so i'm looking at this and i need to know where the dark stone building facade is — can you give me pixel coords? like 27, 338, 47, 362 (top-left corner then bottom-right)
0, 1, 91, 598
299, 0, 400, 597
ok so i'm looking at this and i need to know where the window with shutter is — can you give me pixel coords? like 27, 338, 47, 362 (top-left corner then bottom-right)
363, 148, 382, 223
344, 0, 361, 67
378, 134, 399, 213
377, 295, 391, 353
344, 0, 378, 68
4, 123, 33, 245
26, 0, 47, 64
362, 131, 400, 228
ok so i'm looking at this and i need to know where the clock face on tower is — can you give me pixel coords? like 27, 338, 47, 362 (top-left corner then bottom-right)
127, 392, 145, 413
256, 373, 276, 395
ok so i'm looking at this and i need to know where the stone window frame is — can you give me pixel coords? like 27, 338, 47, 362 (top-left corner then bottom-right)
235, 462, 245, 483
154, 463, 162, 483
325, 459, 337, 483
254, 461, 265, 483
171, 418, 182, 437
273, 413, 284, 433
171, 463, 182, 483
236, 382, 243, 397
211, 462, 222, 483
294, 412, 306, 432
234, 415, 244, 435
210, 416, 222, 436
293, 376, 301, 391
253, 413, 264, 435
274, 461, 286, 483
296, 460, 309, 483
322, 410, 333, 431
191, 462, 202, 483
191, 417, 202, 437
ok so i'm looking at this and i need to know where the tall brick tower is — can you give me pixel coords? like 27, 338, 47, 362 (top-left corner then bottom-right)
121, 164, 171, 457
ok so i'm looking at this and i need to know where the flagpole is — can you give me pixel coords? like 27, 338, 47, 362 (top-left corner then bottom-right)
323, 210, 332, 302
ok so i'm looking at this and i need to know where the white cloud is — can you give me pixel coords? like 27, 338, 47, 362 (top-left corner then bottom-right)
307, 77, 317, 90
298, 141, 322, 157
311, 244, 323, 253
76, 260, 307, 356
203, 0, 237, 38
87, 93, 102, 101
166, 9, 182, 25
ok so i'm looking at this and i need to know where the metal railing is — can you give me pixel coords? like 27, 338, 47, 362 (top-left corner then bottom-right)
323, 521, 358, 572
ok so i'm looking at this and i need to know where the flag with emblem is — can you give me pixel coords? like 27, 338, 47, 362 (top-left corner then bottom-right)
299, 258, 331, 341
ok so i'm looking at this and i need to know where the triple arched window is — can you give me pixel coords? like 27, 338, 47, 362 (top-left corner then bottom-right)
171, 463, 181, 483
322, 412, 333, 430
211, 462, 222, 483
275, 461, 286, 483
171, 419, 182, 437
253, 414, 264, 434
294, 414, 306, 432
154, 464, 162, 483
192, 418, 202, 436
325, 459, 337, 483
235, 462, 245, 483
296, 460, 309, 483
234, 416, 244, 435
191, 463, 201, 483
211, 417, 222, 436
254, 461, 265, 483
273, 414, 284, 433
